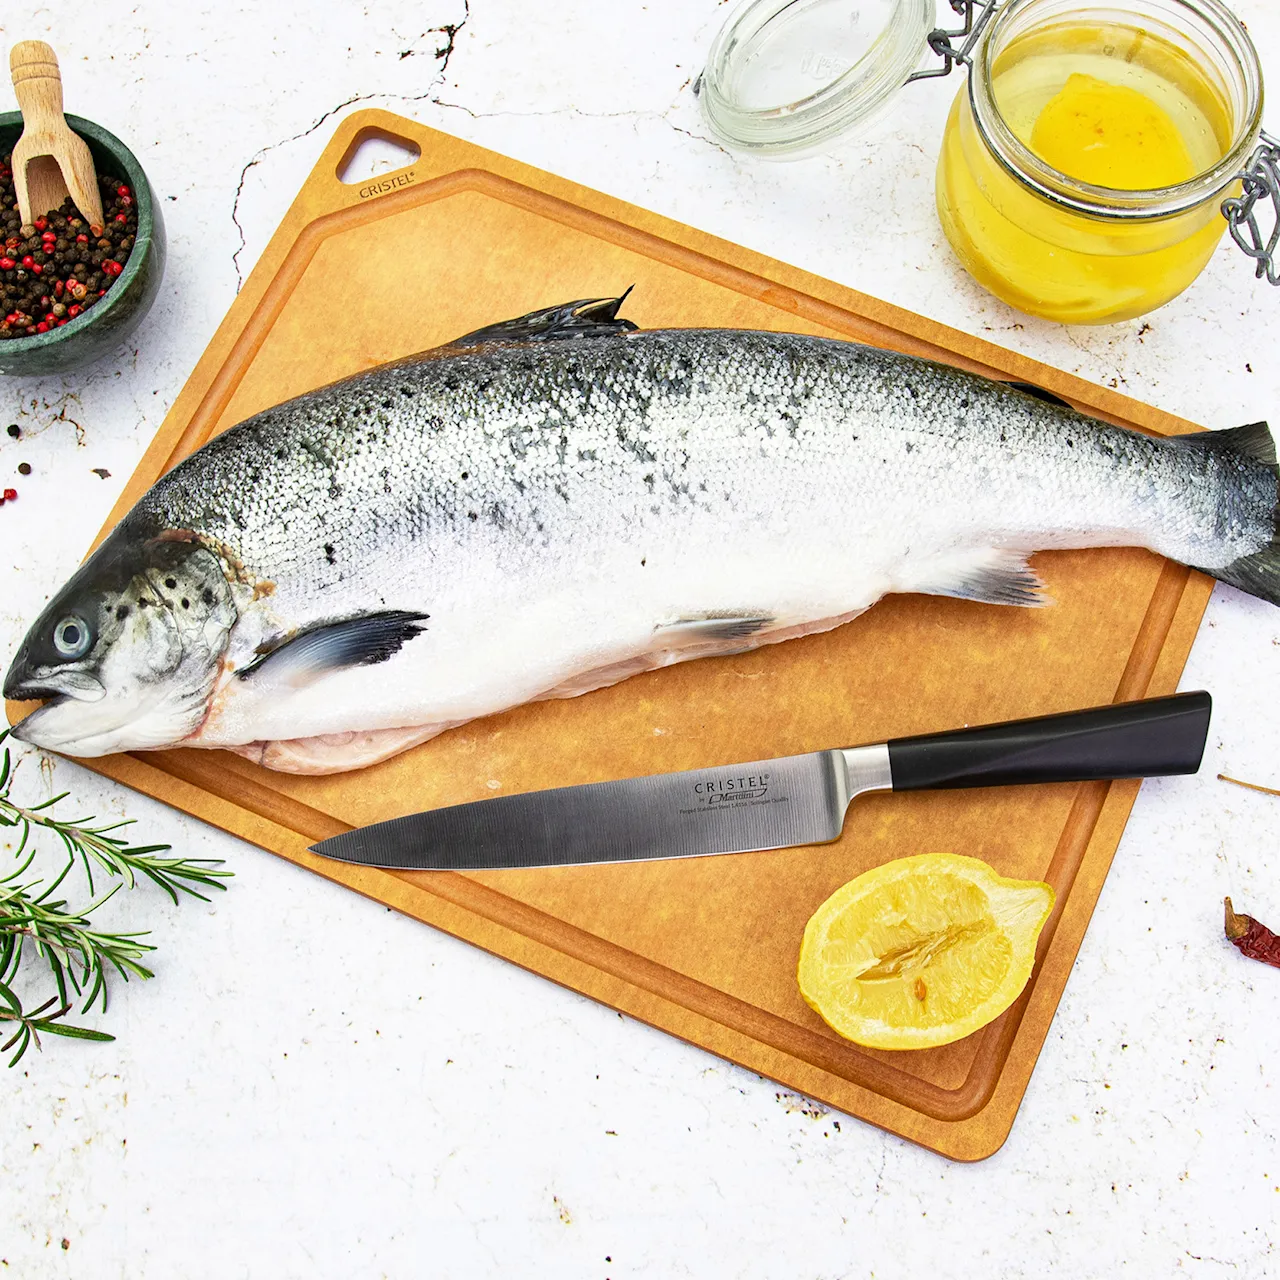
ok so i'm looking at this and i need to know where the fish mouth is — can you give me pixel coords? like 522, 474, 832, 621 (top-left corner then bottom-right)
3, 667, 106, 703
8, 692, 159, 758
6, 671, 217, 758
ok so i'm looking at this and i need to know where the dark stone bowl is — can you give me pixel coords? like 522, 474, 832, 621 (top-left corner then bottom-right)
0, 112, 165, 377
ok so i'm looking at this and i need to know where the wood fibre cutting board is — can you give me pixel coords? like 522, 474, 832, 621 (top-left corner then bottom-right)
16, 110, 1216, 1160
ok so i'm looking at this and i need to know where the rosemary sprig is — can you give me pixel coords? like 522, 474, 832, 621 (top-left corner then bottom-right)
0, 730, 230, 1064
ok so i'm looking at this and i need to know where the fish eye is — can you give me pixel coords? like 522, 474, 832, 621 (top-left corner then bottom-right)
52, 615, 93, 661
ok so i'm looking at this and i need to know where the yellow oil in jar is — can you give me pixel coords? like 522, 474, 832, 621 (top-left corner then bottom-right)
937, 22, 1236, 323
1030, 74, 1196, 189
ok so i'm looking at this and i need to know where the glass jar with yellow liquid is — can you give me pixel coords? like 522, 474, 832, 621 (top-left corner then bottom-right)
937, 0, 1265, 322
698, 0, 1278, 323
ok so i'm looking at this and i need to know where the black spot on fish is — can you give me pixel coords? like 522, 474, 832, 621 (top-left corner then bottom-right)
468, 511, 478, 521
382, 398, 394, 410
116, 604, 130, 620
905, 442, 914, 453
640, 557, 647, 567
181, 598, 190, 610
1066, 438, 1074, 447
461, 471, 469, 480
202, 589, 214, 606
324, 543, 336, 565
165, 577, 177, 589
960, 397, 970, 409
401, 386, 414, 396
138, 598, 149, 609
329, 484, 341, 499
907, 386, 918, 400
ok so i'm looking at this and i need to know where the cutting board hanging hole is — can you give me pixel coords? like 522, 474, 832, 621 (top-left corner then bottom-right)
337, 129, 420, 185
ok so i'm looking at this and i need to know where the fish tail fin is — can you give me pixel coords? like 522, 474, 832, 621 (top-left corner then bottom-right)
1175, 421, 1280, 604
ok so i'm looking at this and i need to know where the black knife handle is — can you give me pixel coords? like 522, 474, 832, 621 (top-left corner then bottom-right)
886, 692, 1211, 791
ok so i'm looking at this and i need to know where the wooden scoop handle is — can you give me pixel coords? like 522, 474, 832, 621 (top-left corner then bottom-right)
8, 40, 103, 228
10, 41, 65, 138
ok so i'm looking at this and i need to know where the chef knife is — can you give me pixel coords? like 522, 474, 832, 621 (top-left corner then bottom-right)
310, 691, 1211, 871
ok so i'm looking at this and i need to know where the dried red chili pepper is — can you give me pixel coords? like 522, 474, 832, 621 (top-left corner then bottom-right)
1224, 898, 1280, 969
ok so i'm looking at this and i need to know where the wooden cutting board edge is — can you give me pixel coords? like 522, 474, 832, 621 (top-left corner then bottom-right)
12, 109, 1219, 1161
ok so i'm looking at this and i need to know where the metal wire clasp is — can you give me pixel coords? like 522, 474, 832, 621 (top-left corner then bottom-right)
1222, 131, 1280, 286
905, 0, 1000, 83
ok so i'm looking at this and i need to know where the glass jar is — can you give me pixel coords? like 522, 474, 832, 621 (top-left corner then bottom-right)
935, 0, 1264, 323
700, 0, 1276, 323
699, 0, 936, 157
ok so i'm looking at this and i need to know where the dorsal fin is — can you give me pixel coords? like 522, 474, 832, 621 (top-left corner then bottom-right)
439, 291, 638, 354
1002, 381, 1073, 410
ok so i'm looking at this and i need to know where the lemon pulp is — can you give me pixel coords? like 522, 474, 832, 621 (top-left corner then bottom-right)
798, 853, 1054, 1050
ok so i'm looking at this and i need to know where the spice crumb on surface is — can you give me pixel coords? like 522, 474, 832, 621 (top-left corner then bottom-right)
0, 158, 138, 339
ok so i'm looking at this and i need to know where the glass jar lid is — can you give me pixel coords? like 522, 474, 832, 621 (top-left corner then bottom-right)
698, 0, 936, 156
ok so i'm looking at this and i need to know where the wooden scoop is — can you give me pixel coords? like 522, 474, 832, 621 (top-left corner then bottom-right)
8, 40, 104, 229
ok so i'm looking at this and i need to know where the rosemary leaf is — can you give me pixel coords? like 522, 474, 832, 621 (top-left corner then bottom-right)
0, 729, 229, 1063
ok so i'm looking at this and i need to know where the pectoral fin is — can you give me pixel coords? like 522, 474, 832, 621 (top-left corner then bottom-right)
238, 611, 430, 688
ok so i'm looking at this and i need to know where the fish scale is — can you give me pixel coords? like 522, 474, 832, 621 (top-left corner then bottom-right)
5, 300, 1278, 772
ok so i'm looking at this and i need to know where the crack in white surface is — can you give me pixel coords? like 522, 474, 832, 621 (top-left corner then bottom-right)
229, 2, 471, 290
431, 96, 733, 159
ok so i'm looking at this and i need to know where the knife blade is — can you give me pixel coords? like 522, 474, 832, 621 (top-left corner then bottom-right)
310, 691, 1211, 871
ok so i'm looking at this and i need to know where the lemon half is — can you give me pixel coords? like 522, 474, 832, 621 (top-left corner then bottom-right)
798, 853, 1054, 1050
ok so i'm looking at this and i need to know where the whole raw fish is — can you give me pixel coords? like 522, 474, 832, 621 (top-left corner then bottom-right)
5, 296, 1277, 773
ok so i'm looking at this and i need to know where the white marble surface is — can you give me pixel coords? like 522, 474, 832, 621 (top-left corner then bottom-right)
1, 2, 1279, 1275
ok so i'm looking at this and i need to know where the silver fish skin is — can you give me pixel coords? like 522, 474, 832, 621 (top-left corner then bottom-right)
5, 298, 1277, 772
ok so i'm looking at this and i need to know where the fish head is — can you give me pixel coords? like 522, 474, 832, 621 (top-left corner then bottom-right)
4, 534, 238, 757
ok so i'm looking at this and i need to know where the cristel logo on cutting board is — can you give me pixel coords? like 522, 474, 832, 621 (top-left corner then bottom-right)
359, 170, 416, 199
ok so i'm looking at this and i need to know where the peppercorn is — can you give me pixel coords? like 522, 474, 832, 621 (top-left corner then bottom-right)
0, 155, 138, 342
1225, 898, 1280, 969
17, 462, 30, 475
